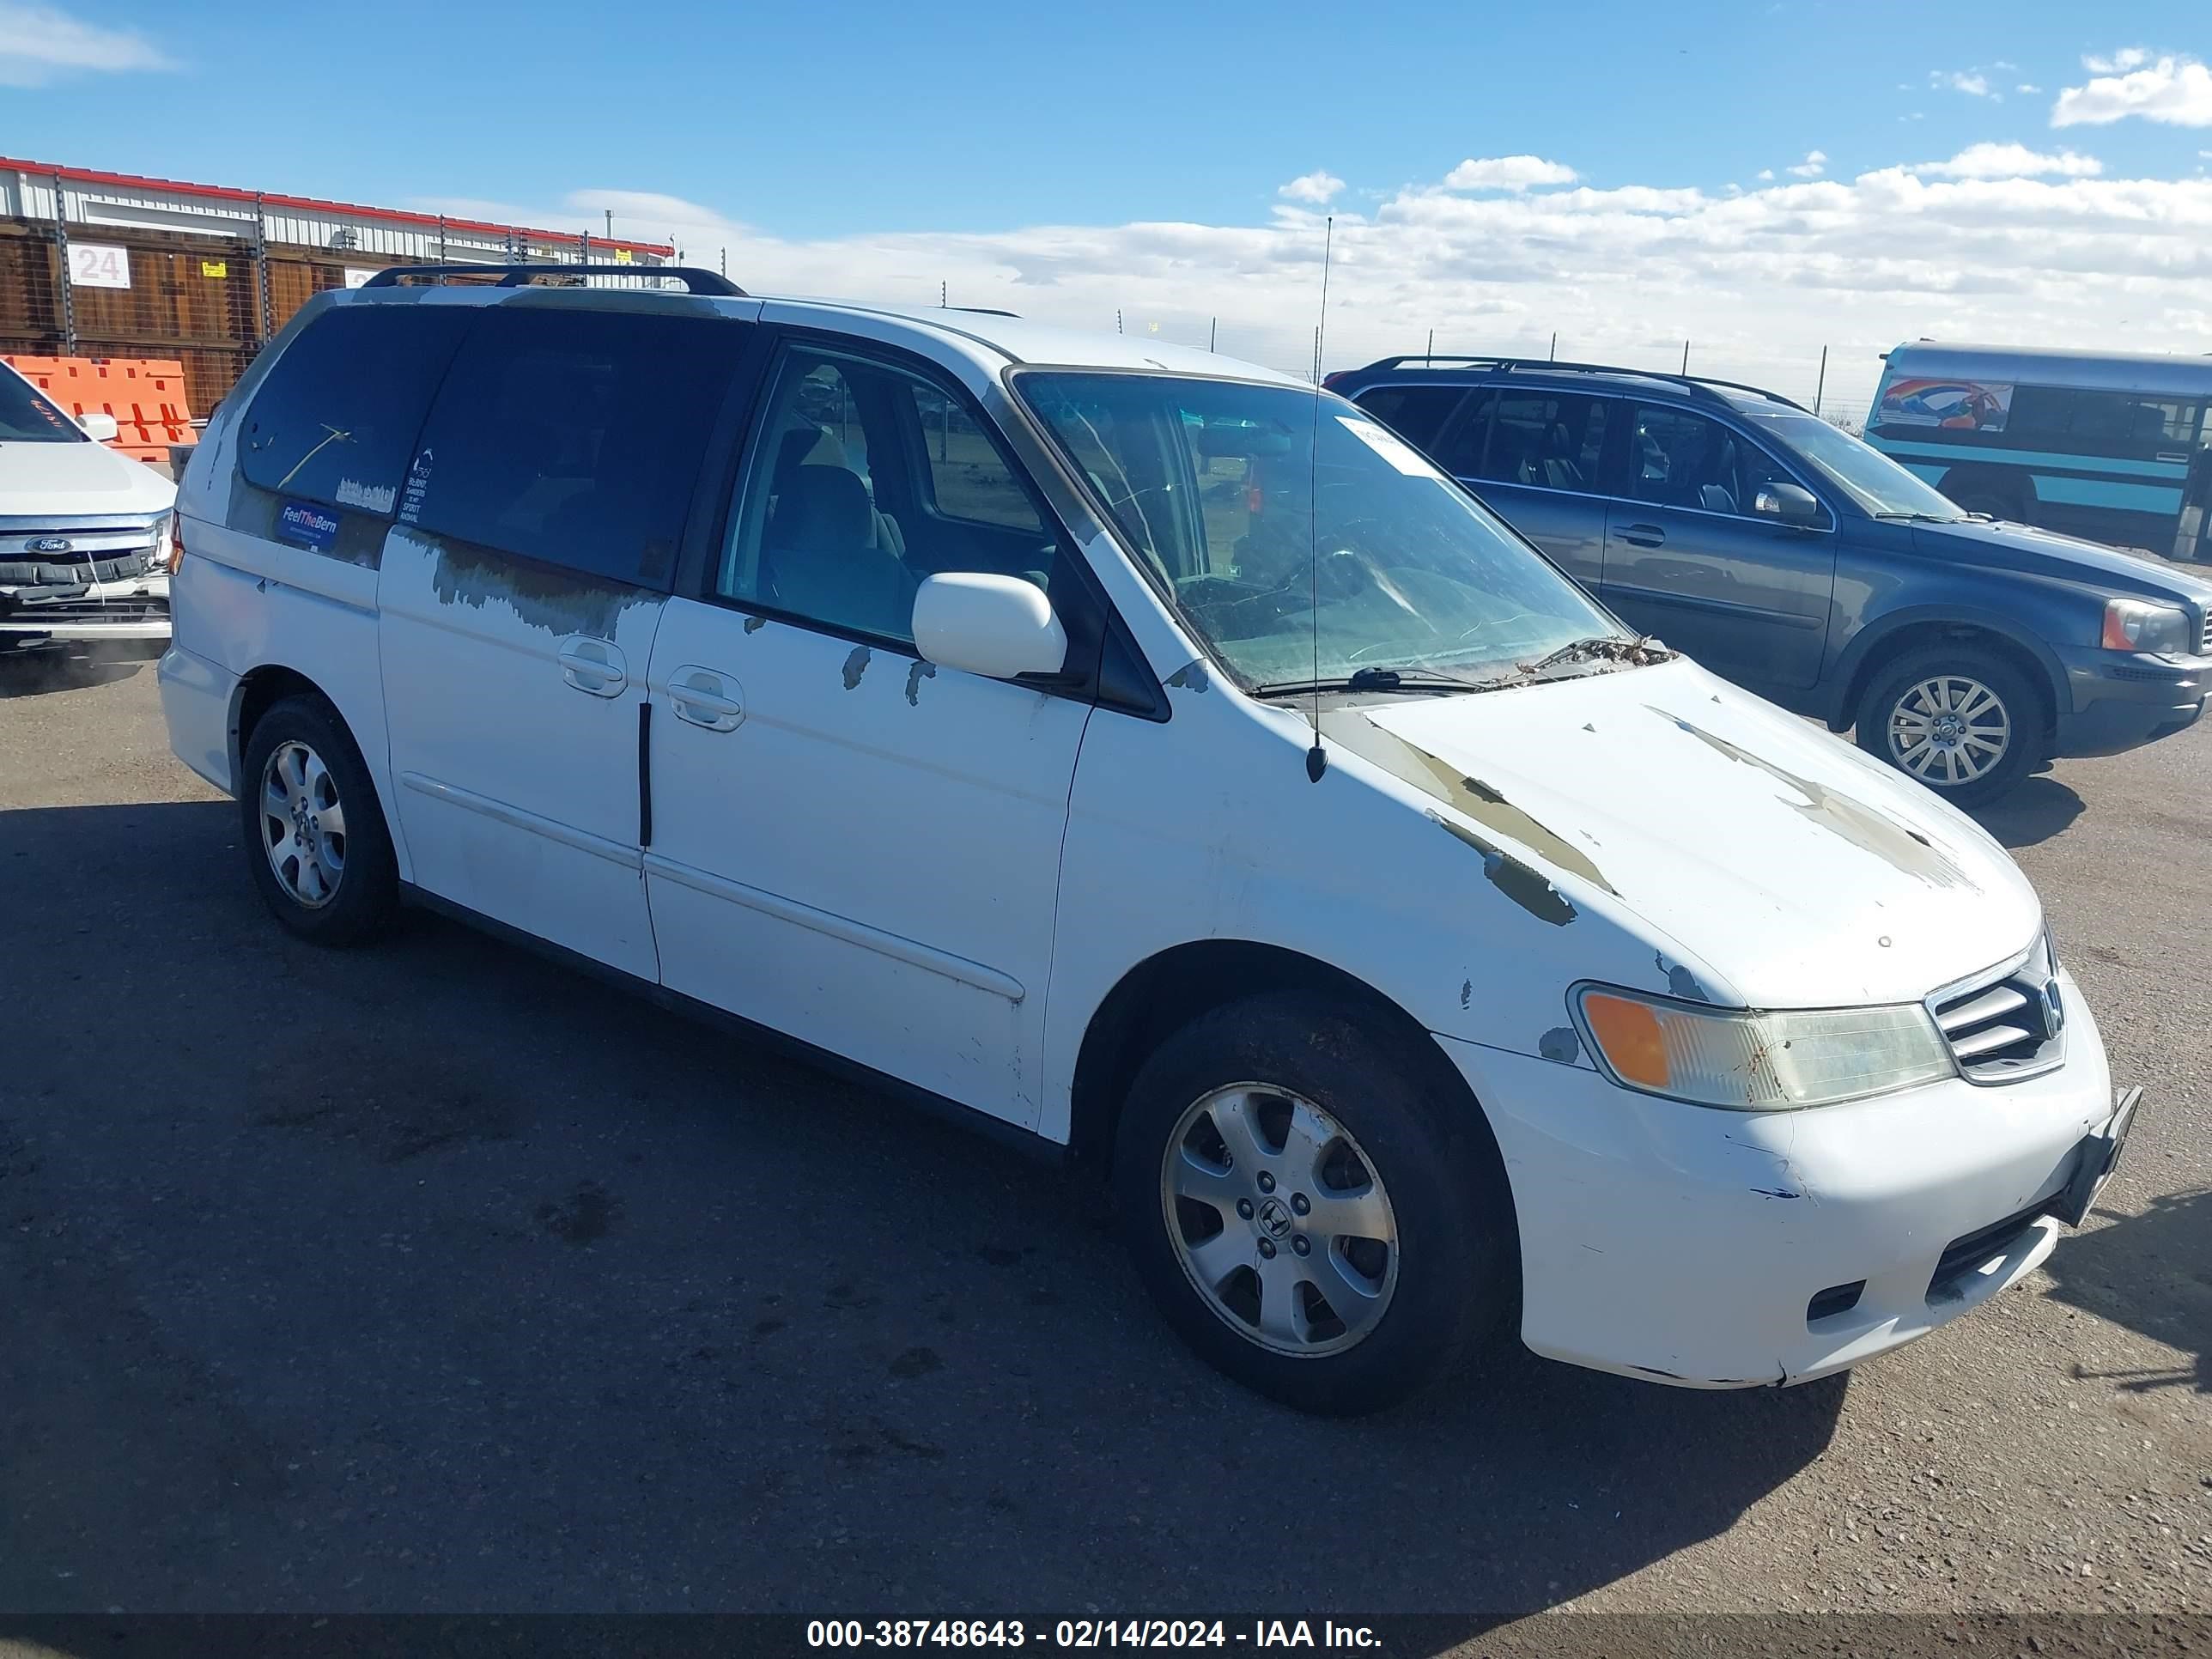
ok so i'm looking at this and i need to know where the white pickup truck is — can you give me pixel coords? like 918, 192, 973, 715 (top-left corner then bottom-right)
1, 357, 175, 652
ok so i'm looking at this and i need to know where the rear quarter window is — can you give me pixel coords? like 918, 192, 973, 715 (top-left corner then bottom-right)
239, 305, 474, 515
402, 306, 748, 588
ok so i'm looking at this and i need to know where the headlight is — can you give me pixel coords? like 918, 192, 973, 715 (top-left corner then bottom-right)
1574, 986, 1955, 1110
2101, 598, 2191, 654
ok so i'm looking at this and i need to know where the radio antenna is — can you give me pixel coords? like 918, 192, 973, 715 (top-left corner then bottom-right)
1304, 214, 1334, 785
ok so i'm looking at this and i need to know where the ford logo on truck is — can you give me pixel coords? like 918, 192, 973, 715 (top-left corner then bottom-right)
26, 537, 73, 554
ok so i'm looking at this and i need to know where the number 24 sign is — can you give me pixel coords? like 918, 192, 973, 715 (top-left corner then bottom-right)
68, 243, 131, 289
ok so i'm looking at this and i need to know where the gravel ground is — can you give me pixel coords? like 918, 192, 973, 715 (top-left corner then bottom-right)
0, 646, 2205, 1626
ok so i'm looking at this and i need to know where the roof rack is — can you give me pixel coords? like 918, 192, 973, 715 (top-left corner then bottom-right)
359, 264, 747, 296
1348, 355, 1805, 413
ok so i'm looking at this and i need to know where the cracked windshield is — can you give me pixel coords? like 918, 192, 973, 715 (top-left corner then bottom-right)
1017, 373, 1627, 690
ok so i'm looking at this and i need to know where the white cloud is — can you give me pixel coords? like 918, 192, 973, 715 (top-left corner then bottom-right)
1442, 155, 1577, 191
1911, 143, 2104, 179
0, 2, 173, 85
1930, 69, 1996, 98
2016, 83, 2041, 94
1787, 150, 1828, 178
2054, 52, 2212, 127
1278, 170, 1344, 206
419, 160, 2212, 406
1754, 167, 1775, 181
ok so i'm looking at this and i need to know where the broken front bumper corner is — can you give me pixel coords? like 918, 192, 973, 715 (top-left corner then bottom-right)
0, 573, 172, 643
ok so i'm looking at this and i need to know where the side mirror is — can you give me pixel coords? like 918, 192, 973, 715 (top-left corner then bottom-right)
913, 572, 1067, 681
1754, 482, 1823, 526
76, 410, 119, 443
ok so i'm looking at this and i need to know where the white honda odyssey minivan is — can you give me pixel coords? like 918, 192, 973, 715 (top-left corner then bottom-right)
161, 270, 2139, 1413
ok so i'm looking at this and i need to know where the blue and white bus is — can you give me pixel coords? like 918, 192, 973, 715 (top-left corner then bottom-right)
1867, 342, 2212, 562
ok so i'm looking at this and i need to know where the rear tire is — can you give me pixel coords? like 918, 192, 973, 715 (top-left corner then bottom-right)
238, 694, 398, 945
1854, 644, 2046, 807
1112, 991, 1515, 1415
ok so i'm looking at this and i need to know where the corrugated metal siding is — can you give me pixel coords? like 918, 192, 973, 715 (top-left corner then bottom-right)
3, 163, 670, 264
3, 161, 677, 415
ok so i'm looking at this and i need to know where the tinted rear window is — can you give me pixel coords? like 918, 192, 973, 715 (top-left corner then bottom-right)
1350, 384, 1468, 450
240, 305, 473, 514
402, 307, 746, 587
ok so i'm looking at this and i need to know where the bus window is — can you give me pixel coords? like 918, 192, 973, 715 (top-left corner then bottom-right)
2065, 392, 2200, 460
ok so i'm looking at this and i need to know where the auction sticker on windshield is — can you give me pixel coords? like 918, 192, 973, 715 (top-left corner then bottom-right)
1336, 415, 1440, 478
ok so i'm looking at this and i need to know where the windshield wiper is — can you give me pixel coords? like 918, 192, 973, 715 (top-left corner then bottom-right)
1513, 634, 1674, 679
1873, 510, 1966, 523
1253, 665, 1492, 698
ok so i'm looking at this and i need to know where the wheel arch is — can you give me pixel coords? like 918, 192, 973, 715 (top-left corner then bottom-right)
229, 662, 340, 785
1937, 461, 2036, 517
1826, 608, 2063, 738
1066, 939, 1510, 1188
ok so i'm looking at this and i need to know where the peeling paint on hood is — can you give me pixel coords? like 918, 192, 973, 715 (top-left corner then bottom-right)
1647, 708, 1979, 894
1335, 659, 2040, 1008
1319, 710, 1615, 896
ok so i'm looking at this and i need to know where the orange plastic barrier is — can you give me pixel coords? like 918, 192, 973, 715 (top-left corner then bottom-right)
2, 354, 198, 468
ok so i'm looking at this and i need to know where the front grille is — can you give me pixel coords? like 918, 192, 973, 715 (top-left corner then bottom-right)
1928, 933, 2065, 1084
2200, 607, 2211, 655
1928, 1204, 2043, 1301
0, 520, 162, 589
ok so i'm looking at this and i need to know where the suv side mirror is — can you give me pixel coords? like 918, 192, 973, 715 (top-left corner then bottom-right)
1754, 482, 1823, 526
913, 572, 1067, 681
76, 410, 119, 443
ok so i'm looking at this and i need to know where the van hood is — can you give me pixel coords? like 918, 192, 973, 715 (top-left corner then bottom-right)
1913, 518, 2212, 610
0, 438, 174, 520
1322, 658, 2041, 1009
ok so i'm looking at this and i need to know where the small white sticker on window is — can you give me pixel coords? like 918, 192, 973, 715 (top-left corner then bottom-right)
1336, 415, 1441, 477
334, 477, 396, 514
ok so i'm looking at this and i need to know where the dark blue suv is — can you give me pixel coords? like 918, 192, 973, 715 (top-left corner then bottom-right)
1324, 356, 2212, 805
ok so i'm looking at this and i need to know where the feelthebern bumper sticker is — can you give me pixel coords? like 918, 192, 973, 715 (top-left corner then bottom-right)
276, 501, 341, 551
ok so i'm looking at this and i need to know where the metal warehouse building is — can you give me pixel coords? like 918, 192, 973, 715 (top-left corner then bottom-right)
1, 156, 675, 422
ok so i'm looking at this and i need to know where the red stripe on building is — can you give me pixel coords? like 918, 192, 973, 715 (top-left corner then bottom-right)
0, 155, 677, 257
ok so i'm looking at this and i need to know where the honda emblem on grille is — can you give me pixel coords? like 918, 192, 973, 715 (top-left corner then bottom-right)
2037, 979, 2065, 1042
25, 537, 73, 554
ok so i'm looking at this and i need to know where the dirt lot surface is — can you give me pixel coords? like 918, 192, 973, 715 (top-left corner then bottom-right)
1, 648, 2206, 1632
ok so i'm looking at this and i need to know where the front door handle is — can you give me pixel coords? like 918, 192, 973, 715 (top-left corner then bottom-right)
1620, 523, 1667, 548
557, 635, 628, 697
668, 665, 744, 732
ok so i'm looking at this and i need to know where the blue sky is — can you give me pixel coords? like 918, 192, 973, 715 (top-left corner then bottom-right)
2, 0, 2204, 235
5, 2, 2212, 398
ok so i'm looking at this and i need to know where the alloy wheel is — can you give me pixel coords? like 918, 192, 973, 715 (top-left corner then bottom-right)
1159, 1083, 1400, 1358
259, 739, 348, 908
1887, 674, 2010, 787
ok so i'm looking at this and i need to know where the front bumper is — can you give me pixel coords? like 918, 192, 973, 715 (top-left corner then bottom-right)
1438, 971, 2127, 1388
0, 571, 171, 642
2053, 644, 2206, 757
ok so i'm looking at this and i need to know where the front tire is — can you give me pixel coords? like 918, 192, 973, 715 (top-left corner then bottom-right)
1854, 645, 2047, 806
1113, 992, 1515, 1415
239, 694, 398, 945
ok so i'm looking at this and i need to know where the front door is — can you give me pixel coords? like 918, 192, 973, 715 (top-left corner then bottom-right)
1599, 402, 1838, 690
1429, 389, 1611, 593
643, 335, 1089, 1127
377, 302, 752, 978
